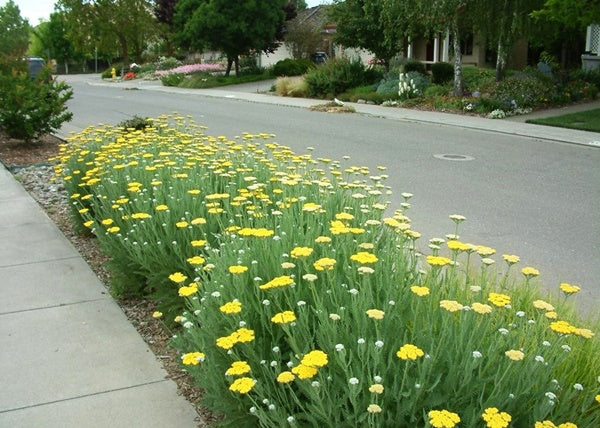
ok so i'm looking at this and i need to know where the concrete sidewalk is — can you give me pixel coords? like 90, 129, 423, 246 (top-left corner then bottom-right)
0, 165, 199, 427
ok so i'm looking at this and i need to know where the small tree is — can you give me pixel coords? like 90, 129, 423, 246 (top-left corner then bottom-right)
0, 64, 73, 142
284, 18, 323, 59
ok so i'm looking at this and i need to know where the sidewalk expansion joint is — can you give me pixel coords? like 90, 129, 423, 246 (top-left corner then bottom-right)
0, 380, 169, 414
0, 298, 108, 317
0, 255, 82, 270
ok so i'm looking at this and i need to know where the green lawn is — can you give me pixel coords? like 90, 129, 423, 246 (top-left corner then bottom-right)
526, 108, 600, 132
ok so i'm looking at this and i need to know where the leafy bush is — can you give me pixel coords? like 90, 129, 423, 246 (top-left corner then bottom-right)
117, 115, 153, 131
156, 56, 182, 71
462, 66, 495, 92
272, 58, 313, 77
490, 72, 554, 108
376, 77, 400, 95
431, 62, 454, 85
275, 76, 309, 97
0, 65, 73, 142
424, 84, 450, 98
403, 60, 426, 75
304, 57, 368, 97
160, 72, 185, 87
56, 116, 600, 427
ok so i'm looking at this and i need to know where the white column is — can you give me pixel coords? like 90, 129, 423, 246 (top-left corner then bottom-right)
442, 29, 450, 62
433, 36, 439, 63
407, 38, 413, 59
586, 26, 593, 52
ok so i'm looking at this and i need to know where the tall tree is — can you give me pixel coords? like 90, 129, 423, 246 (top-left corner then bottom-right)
331, 0, 404, 70
0, 0, 30, 65
154, 0, 179, 56
174, 0, 287, 76
57, 0, 158, 65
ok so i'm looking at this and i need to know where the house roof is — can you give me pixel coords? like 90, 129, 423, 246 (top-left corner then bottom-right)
294, 5, 332, 30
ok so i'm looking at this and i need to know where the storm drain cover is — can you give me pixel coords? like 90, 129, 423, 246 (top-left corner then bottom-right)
433, 154, 475, 161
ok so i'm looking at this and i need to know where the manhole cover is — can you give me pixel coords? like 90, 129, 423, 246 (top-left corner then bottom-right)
433, 154, 475, 161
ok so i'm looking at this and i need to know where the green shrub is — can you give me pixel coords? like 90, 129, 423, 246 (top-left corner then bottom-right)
117, 115, 153, 131
491, 71, 554, 108
431, 62, 454, 84
272, 58, 313, 77
0, 64, 73, 142
304, 57, 367, 97
160, 72, 185, 87
376, 77, 400, 95
424, 84, 450, 98
156, 56, 182, 71
403, 60, 426, 75
57, 116, 600, 427
101, 63, 124, 79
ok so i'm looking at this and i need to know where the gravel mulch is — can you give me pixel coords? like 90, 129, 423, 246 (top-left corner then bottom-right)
0, 133, 216, 427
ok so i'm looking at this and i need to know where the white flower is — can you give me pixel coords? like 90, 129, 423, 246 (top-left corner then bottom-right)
516, 311, 525, 317
535, 355, 545, 363
415, 383, 421, 389
498, 328, 509, 335
349, 377, 359, 385
211, 291, 221, 297
268, 404, 275, 410
573, 383, 583, 391
542, 341, 551, 347
287, 416, 295, 423
561, 344, 571, 352
357, 338, 366, 344
272, 346, 280, 353
374, 375, 382, 383
262, 299, 270, 306
311, 381, 320, 388
348, 288, 359, 295
297, 300, 306, 307
329, 313, 341, 321
472, 351, 482, 358
335, 344, 345, 351
238, 321, 246, 327
303, 273, 318, 282
374, 340, 384, 348
250, 407, 257, 414
545, 392, 557, 400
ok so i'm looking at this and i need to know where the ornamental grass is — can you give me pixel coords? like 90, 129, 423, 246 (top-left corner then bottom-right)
54, 115, 599, 427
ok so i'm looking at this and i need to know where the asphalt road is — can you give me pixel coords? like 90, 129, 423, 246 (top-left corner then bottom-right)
58, 75, 600, 315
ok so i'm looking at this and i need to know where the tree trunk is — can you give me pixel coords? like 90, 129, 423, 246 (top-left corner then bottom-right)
452, 18, 463, 97
495, 38, 508, 82
225, 56, 233, 77
65, 61, 69, 74
234, 56, 240, 76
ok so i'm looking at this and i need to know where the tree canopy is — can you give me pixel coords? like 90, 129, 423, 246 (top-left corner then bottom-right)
0, 0, 30, 64
174, 0, 287, 76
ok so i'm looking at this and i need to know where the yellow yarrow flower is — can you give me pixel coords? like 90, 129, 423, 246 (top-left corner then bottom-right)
290, 246, 314, 258
521, 266, 540, 277
228, 265, 248, 274
181, 352, 205, 365
410, 285, 430, 297
301, 350, 328, 368
366, 309, 385, 320
176, 221, 189, 228
368, 384, 384, 394
426, 255, 452, 267
271, 310, 296, 324
155, 204, 168, 211
178, 283, 199, 297
315, 236, 332, 244
152, 311, 163, 319
549, 320, 577, 335
187, 256, 205, 265
502, 254, 520, 264
276, 371, 295, 383
533, 300, 555, 311
168, 272, 188, 283
505, 349, 525, 361
482, 407, 511, 428
350, 251, 379, 264
101, 218, 114, 225
559, 282, 581, 295
440, 300, 464, 312
225, 361, 251, 376
428, 409, 461, 428
291, 364, 318, 379
259, 275, 294, 290
190, 239, 207, 247
191, 217, 207, 225
472, 302, 493, 314
488, 292, 511, 307
314, 257, 336, 271
219, 301, 242, 314
396, 344, 425, 361
367, 404, 382, 413
228, 377, 255, 394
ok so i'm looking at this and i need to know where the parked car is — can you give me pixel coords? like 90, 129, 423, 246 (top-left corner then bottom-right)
311, 52, 328, 65
26, 57, 53, 82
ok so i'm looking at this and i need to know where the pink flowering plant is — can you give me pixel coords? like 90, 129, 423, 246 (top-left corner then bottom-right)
155, 62, 225, 77
55, 115, 600, 427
